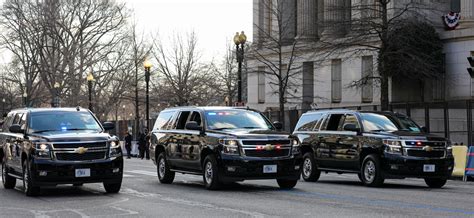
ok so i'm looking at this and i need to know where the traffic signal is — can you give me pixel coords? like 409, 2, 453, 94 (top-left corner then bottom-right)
468, 56, 474, 78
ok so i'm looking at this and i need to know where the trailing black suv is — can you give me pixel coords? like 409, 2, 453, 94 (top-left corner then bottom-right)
150, 107, 302, 190
0, 107, 123, 196
293, 110, 454, 188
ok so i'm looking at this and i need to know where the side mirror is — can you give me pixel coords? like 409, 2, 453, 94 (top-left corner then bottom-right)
9, 124, 24, 134
343, 123, 361, 133
185, 121, 202, 132
273, 121, 283, 130
421, 126, 428, 133
103, 122, 115, 131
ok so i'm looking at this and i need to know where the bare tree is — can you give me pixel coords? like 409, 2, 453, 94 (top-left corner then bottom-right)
250, 0, 301, 127
213, 43, 238, 106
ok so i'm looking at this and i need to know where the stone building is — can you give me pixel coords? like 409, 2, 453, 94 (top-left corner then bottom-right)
247, 0, 474, 143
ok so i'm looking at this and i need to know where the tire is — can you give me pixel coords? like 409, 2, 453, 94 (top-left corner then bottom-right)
424, 178, 447, 188
277, 179, 298, 190
103, 181, 122, 193
2, 162, 16, 189
157, 153, 175, 184
203, 155, 220, 190
23, 160, 40, 196
302, 152, 321, 182
360, 154, 384, 187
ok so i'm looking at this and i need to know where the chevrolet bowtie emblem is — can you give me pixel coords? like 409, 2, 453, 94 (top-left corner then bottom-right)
75, 147, 88, 154
423, 146, 433, 152
264, 144, 274, 151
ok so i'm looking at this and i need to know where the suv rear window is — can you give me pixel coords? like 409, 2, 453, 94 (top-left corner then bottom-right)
295, 113, 323, 131
153, 111, 175, 130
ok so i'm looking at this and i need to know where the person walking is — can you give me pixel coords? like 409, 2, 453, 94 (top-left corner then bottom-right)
138, 130, 146, 159
124, 131, 132, 159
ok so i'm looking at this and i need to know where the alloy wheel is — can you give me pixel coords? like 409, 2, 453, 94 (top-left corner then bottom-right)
364, 160, 376, 183
205, 162, 213, 185
303, 158, 312, 178
158, 158, 166, 179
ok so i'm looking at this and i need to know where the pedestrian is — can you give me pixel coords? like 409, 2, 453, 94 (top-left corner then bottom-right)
138, 130, 146, 159
124, 131, 132, 159
145, 129, 151, 160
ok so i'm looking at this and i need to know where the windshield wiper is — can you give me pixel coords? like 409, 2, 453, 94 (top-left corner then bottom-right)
32, 129, 59, 133
66, 128, 98, 131
211, 127, 236, 131
370, 129, 386, 132
239, 127, 263, 129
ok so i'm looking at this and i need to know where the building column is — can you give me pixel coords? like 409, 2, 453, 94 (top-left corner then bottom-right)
461, 0, 473, 19
322, 0, 347, 37
297, 0, 318, 41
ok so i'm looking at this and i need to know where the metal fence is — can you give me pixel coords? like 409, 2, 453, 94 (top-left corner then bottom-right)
263, 100, 473, 146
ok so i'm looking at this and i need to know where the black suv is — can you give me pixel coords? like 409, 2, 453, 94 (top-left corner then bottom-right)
293, 110, 454, 188
0, 108, 123, 196
150, 107, 302, 190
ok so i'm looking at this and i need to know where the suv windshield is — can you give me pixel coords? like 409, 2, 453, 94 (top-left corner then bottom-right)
205, 110, 273, 130
28, 111, 102, 133
360, 113, 421, 132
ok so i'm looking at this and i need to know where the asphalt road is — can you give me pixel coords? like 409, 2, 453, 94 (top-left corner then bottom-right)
1, 158, 473, 217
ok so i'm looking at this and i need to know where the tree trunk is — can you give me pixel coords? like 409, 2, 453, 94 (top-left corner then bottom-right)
279, 84, 285, 129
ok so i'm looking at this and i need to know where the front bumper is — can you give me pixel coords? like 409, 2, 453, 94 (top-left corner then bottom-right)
31, 157, 123, 186
383, 153, 454, 179
217, 154, 302, 182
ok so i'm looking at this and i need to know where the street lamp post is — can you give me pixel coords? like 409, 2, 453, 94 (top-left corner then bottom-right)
52, 82, 61, 107
233, 31, 247, 105
144, 59, 152, 130
2, 98, 5, 115
87, 72, 95, 112
23, 91, 27, 107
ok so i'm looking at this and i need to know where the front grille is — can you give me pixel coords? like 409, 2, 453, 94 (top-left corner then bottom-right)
406, 149, 445, 158
52, 142, 107, 149
55, 151, 106, 161
244, 149, 290, 157
241, 140, 291, 146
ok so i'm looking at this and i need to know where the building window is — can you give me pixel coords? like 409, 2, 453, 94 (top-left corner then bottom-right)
451, 0, 460, 13
361, 56, 373, 103
331, 59, 342, 103
432, 54, 446, 101
302, 62, 314, 109
258, 67, 266, 104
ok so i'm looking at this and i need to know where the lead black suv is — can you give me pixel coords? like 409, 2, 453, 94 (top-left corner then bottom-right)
293, 110, 454, 188
150, 107, 302, 190
0, 108, 123, 196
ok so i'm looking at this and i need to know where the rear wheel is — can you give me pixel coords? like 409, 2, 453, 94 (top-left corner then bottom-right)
2, 161, 16, 189
360, 154, 384, 187
23, 160, 40, 196
302, 152, 320, 182
424, 178, 447, 188
277, 179, 298, 190
103, 181, 122, 193
157, 153, 175, 184
203, 155, 220, 190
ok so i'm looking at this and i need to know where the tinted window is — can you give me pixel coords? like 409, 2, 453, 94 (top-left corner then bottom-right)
323, 114, 344, 131
295, 113, 322, 131
28, 111, 101, 133
340, 114, 360, 131
189, 111, 202, 126
205, 110, 272, 130
360, 113, 420, 132
153, 111, 175, 130
175, 111, 191, 130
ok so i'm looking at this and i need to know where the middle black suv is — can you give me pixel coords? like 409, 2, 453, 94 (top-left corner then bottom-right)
150, 107, 302, 190
293, 110, 454, 188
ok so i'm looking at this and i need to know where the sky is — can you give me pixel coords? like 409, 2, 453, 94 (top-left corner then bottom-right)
127, 0, 253, 61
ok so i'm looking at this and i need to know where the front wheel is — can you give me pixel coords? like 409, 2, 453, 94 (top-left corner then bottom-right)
360, 154, 384, 187
203, 155, 220, 190
2, 162, 16, 189
302, 152, 321, 182
103, 181, 122, 193
277, 179, 298, 190
23, 160, 40, 196
424, 178, 447, 188
157, 153, 175, 184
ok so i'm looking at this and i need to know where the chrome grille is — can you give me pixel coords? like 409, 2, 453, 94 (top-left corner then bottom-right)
56, 151, 106, 161
52, 141, 108, 161
240, 139, 291, 158
403, 141, 446, 158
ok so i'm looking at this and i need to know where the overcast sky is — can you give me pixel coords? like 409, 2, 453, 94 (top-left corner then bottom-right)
127, 0, 253, 61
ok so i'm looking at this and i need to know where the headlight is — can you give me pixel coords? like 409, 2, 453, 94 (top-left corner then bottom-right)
383, 139, 402, 154
35, 143, 52, 159
219, 139, 239, 155
109, 141, 122, 157
291, 139, 300, 155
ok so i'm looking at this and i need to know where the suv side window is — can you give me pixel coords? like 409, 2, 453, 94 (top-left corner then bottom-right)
188, 111, 202, 126
322, 114, 344, 131
175, 111, 191, 130
12, 113, 22, 125
339, 114, 360, 131
314, 114, 328, 131
2, 112, 14, 132
295, 113, 322, 131
154, 111, 176, 131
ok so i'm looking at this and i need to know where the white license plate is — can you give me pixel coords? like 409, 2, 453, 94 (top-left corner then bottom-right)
75, 168, 91, 177
263, 165, 277, 173
423, 164, 435, 172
